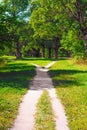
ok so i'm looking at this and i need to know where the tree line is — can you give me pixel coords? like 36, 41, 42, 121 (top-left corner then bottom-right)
0, 0, 87, 59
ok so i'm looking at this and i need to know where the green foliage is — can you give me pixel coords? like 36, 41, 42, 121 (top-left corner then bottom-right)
0, 0, 87, 59
0, 0, 31, 58
30, 0, 87, 59
61, 29, 85, 58
30, 0, 65, 40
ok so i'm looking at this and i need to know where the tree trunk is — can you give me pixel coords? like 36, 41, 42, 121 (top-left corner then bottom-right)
48, 47, 52, 58
36, 48, 40, 57
15, 42, 22, 59
83, 35, 87, 56
42, 44, 45, 57
54, 37, 59, 59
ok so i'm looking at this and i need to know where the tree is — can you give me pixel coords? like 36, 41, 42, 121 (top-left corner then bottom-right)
30, 0, 67, 59
0, 0, 30, 58
61, 27, 85, 58
0, 2, 11, 50
1, 0, 87, 59
60, 0, 87, 55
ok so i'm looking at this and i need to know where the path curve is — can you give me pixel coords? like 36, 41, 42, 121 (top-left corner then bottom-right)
9, 61, 70, 130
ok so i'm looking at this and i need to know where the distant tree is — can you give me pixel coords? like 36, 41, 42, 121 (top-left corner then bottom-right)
30, 0, 67, 59
61, 27, 85, 58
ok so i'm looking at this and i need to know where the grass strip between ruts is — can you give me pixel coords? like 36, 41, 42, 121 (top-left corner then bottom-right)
34, 90, 55, 130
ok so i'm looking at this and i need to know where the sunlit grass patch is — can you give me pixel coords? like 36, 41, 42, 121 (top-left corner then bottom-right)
30, 58, 54, 67
49, 59, 87, 130
20, 57, 54, 67
35, 90, 55, 130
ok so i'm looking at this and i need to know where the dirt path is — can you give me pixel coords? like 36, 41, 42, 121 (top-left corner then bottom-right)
10, 61, 69, 130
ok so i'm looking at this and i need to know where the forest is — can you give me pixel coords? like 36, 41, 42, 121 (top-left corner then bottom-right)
0, 0, 87, 59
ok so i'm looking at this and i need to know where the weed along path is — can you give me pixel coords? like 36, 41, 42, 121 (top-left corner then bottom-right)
10, 61, 69, 130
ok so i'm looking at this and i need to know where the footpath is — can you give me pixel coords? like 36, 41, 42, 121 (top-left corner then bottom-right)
10, 61, 69, 130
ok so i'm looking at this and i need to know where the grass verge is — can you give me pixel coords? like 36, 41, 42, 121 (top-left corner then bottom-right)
35, 90, 55, 130
0, 56, 35, 129
49, 59, 87, 130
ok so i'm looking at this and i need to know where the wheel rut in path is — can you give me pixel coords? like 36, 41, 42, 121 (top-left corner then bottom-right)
10, 61, 69, 130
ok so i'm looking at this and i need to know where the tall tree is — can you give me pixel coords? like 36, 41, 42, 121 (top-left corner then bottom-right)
61, 0, 87, 55
0, 0, 30, 58
30, 0, 66, 59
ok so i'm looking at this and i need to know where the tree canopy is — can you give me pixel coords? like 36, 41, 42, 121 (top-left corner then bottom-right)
0, 0, 87, 59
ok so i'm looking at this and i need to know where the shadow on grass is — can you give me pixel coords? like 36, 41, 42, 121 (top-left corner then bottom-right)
21, 57, 55, 61
21, 57, 69, 61
0, 65, 36, 90
4, 57, 55, 61
49, 69, 87, 88
0, 63, 35, 72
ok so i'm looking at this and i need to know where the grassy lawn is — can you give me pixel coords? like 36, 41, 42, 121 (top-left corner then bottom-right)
0, 56, 53, 129
35, 90, 55, 130
49, 59, 87, 130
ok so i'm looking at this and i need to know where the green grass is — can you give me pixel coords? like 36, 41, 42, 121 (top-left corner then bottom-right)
21, 57, 54, 67
1, 56, 54, 70
35, 90, 55, 130
0, 56, 54, 129
0, 56, 35, 129
1, 56, 87, 130
49, 59, 87, 130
